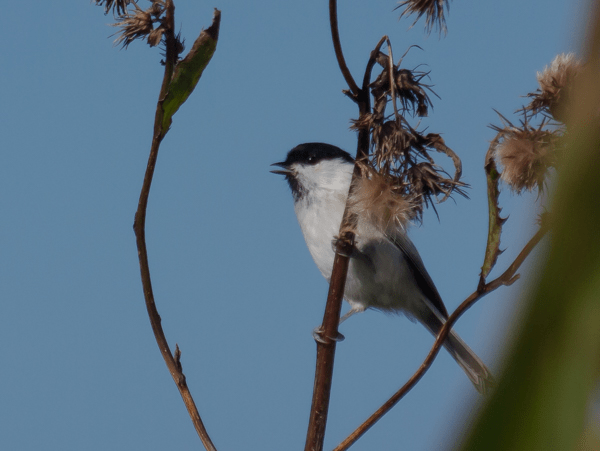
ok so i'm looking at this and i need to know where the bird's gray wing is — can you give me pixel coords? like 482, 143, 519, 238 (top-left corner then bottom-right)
386, 230, 448, 319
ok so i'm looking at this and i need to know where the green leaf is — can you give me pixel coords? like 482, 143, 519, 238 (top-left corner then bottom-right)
160, 9, 221, 131
459, 31, 600, 450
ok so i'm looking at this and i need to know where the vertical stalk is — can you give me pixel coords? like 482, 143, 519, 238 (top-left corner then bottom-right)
304, 2, 372, 449
132, 2, 216, 449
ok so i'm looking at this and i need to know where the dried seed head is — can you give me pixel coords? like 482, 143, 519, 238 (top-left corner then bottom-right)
147, 27, 164, 47
112, 2, 165, 48
495, 129, 554, 193
395, 68, 432, 117
368, 121, 467, 214
96, 0, 133, 16
348, 168, 416, 233
370, 54, 433, 118
406, 162, 459, 200
396, 0, 450, 35
355, 39, 465, 220
526, 53, 582, 122
350, 113, 377, 133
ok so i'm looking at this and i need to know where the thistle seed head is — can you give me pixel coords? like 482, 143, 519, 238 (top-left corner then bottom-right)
525, 53, 582, 122
494, 124, 556, 193
348, 167, 417, 233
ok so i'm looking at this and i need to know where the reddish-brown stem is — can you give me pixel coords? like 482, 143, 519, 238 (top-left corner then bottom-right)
305, 125, 371, 451
334, 224, 549, 451
305, 2, 373, 450
132, 1, 216, 449
305, 235, 354, 451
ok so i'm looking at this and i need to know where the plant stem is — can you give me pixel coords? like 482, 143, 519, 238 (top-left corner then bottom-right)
132, 2, 216, 449
305, 3, 375, 450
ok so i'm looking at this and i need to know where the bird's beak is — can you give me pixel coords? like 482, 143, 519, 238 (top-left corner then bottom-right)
270, 162, 290, 175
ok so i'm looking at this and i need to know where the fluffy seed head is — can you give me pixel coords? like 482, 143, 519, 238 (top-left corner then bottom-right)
495, 130, 554, 193
527, 53, 582, 122
348, 167, 416, 233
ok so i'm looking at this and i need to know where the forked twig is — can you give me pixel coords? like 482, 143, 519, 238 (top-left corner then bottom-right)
334, 224, 549, 451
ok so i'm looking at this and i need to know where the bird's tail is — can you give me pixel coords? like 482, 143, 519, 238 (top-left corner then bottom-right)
444, 329, 495, 394
422, 307, 495, 394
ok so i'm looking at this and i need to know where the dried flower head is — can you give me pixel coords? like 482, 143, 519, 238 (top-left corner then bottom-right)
493, 119, 557, 193
375, 124, 466, 208
396, 0, 450, 34
96, 0, 133, 16
370, 50, 433, 118
348, 167, 417, 233
406, 161, 462, 203
525, 53, 582, 122
352, 41, 465, 219
112, 1, 165, 48
353, 122, 467, 219
147, 27, 164, 47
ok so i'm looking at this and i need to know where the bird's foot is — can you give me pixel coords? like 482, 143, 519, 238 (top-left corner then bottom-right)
312, 326, 345, 344
331, 234, 355, 257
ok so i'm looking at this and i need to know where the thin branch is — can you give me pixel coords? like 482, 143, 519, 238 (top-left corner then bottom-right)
132, 2, 216, 449
334, 224, 550, 451
362, 36, 387, 93
329, 0, 359, 97
385, 38, 401, 123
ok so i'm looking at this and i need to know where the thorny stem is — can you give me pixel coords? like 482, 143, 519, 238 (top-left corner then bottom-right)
478, 135, 505, 291
333, 224, 550, 451
132, 1, 216, 450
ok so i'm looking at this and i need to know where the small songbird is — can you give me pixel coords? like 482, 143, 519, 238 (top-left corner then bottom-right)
272, 142, 494, 393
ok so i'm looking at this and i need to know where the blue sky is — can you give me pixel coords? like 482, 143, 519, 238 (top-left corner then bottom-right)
0, 0, 589, 450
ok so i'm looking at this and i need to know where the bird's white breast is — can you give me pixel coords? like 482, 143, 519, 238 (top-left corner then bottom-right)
295, 188, 347, 281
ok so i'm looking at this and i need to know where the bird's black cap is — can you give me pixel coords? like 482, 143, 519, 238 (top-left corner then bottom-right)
271, 143, 354, 200
272, 143, 353, 171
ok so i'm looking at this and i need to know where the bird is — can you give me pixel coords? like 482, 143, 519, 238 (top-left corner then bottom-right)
271, 142, 494, 393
